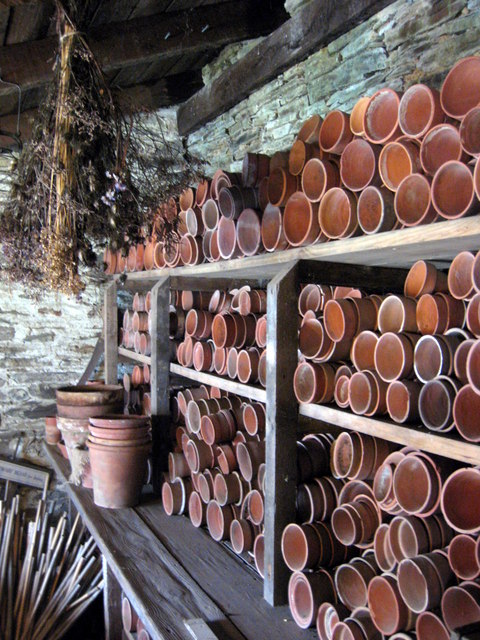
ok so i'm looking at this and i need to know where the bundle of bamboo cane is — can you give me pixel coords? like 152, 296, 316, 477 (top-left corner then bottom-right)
0, 495, 102, 640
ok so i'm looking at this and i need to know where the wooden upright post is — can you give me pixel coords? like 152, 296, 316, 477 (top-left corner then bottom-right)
102, 556, 123, 640
150, 276, 171, 493
264, 261, 299, 605
104, 282, 118, 385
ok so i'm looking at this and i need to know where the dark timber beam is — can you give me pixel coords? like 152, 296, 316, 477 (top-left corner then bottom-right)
0, 1, 288, 96
177, 0, 397, 136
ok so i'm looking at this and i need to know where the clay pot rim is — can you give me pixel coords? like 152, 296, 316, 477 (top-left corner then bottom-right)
378, 140, 418, 192
319, 109, 350, 153
319, 188, 357, 239
420, 123, 464, 175
394, 172, 434, 227
364, 88, 401, 145
398, 84, 443, 138
431, 160, 475, 219
283, 191, 319, 247
440, 56, 480, 119
56, 384, 123, 405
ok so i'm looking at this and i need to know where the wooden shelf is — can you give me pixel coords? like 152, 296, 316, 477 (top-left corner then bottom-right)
170, 363, 267, 402
299, 403, 480, 466
118, 347, 152, 366
114, 217, 480, 283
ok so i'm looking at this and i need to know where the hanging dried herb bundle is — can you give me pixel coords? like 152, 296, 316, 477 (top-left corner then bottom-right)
0, 1, 203, 295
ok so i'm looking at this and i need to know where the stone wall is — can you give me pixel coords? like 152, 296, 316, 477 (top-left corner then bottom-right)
186, 0, 480, 172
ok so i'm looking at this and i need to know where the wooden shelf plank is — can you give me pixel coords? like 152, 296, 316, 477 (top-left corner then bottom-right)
170, 363, 267, 402
45, 444, 244, 640
118, 347, 152, 366
299, 403, 480, 466
113, 217, 480, 283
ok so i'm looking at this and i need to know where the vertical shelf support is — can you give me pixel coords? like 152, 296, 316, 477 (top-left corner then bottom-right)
104, 281, 118, 385
264, 261, 299, 606
150, 276, 171, 492
102, 556, 123, 640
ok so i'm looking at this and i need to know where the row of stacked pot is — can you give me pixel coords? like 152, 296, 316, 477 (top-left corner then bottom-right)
161, 385, 267, 577
172, 287, 268, 388
122, 595, 150, 639
294, 252, 480, 443
104, 55, 480, 274
283, 429, 480, 638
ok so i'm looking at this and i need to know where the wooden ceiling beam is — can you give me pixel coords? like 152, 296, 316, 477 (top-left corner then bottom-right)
177, 0, 397, 136
0, 0, 287, 96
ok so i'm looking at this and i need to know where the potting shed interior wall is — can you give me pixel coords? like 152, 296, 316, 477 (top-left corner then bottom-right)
1, 0, 480, 637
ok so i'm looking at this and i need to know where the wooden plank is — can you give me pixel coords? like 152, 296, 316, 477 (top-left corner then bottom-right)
0, 458, 50, 490
299, 403, 480, 466
264, 261, 299, 605
150, 277, 171, 493
177, 0, 394, 135
169, 275, 270, 291
103, 556, 124, 640
299, 260, 409, 292
113, 217, 480, 284
118, 347, 152, 366
79, 337, 105, 384
137, 504, 317, 640
184, 618, 221, 640
170, 363, 267, 402
104, 281, 118, 384
0, 1, 287, 96
45, 444, 245, 640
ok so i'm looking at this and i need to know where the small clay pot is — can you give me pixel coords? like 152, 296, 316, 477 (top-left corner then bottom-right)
319, 110, 353, 155
357, 185, 398, 234
288, 569, 336, 629
399, 84, 445, 139
440, 56, 480, 120
441, 466, 480, 534
367, 574, 412, 635
394, 173, 436, 226
340, 139, 381, 191
364, 88, 402, 145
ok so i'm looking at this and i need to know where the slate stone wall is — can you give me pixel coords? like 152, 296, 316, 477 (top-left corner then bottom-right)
186, 0, 480, 173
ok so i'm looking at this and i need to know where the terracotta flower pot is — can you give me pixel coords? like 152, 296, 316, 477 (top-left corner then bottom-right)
293, 361, 336, 404
420, 123, 466, 176
349, 96, 370, 137
236, 441, 265, 482
284, 191, 321, 246
379, 140, 421, 192
441, 583, 480, 631
206, 501, 236, 541
217, 216, 242, 260
319, 110, 353, 155
448, 250, 476, 300
394, 173, 436, 226
324, 299, 359, 342
316, 602, 350, 640
188, 490, 206, 527
89, 439, 151, 508
374, 524, 397, 572
440, 56, 480, 120
453, 383, 480, 442
367, 574, 413, 635
364, 88, 402, 145
448, 533, 480, 580
218, 185, 258, 220
289, 139, 321, 176
45, 416, 61, 445
416, 611, 450, 640
460, 105, 480, 156
299, 317, 332, 361
236, 208, 262, 256
288, 569, 336, 629
253, 533, 265, 578
414, 334, 459, 382
431, 160, 477, 220
398, 84, 444, 139
335, 559, 378, 611
230, 518, 256, 554
374, 332, 417, 382
441, 466, 480, 534
319, 188, 360, 239
301, 158, 340, 202
242, 152, 270, 187
418, 376, 459, 432
377, 295, 417, 333
393, 451, 442, 516
386, 380, 421, 423
268, 167, 298, 207
397, 554, 447, 614
261, 203, 289, 252
404, 260, 448, 299
357, 185, 398, 234
348, 370, 388, 416
297, 114, 323, 144
340, 139, 381, 191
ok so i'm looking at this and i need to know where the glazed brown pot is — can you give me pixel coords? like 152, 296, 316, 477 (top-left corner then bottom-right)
398, 84, 444, 139
364, 88, 402, 145
88, 439, 151, 508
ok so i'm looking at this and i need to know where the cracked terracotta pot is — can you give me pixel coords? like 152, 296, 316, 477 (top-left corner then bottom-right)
432, 160, 477, 219
440, 56, 480, 120
364, 89, 402, 145
268, 167, 298, 207
418, 376, 459, 432
441, 466, 480, 534
386, 380, 421, 424
289, 139, 322, 175
319, 188, 360, 239
379, 140, 421, 192
404, 260, 448, 299
394, 173, 436, 226
319, 110, 353, 155
374, 332, 417, 382
284, 191, 321, 246
398, 84, 444, 138
293, 361, 336, 404
301, 158, 340, 203
357, 185, 398, 234
288, 569, 336, 629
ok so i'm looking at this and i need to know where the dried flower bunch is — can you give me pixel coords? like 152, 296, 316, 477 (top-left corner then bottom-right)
0, 0, 203, 295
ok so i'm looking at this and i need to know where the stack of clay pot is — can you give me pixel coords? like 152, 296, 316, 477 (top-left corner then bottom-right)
122, 595, 150, 639
294, 252, 480, 444
120, 291, 153, 357
161, 385, 266, 577
55, 384, 124, 487
284, 429, 480, 637
104, 56, 480, 273
122, 364, 151, 415
172, 287, 268, 388
87, 414, 152, 508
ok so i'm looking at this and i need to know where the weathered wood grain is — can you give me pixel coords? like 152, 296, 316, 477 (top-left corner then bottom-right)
104, 282, 118, 385
103, 556, 124, 640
